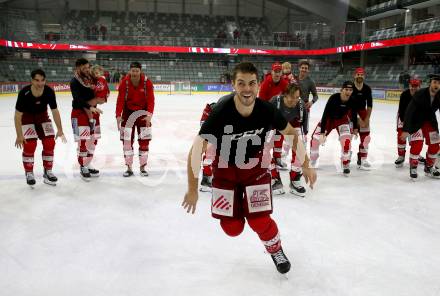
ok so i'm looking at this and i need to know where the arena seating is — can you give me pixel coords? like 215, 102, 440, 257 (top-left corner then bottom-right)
366, 17, 440, 42
60, 10, 271, 47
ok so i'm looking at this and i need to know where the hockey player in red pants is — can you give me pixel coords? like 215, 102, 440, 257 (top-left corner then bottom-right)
351, 67, 373, 170
14, 69, 66, 186
269, 83, 307, 197
401, 74, 440, 180
309, 81, 358, 176
395, 78, 421, 167
70, 58, 103, 181
182, 62, 316, 274
116, 62, 155, 177
78, 64, 110, 178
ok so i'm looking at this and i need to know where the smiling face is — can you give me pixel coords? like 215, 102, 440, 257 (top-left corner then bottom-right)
299, 63, 309, 77
232, 71, 259, 107
31, 74, 46, 91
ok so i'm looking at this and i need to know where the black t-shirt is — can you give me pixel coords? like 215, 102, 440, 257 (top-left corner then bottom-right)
398, 89, 413, 121
320, 93, 357, 133
352, 83, 373, 111
199, 95, 288, 165
70, 77, 95, 110
15, 85, 57, 114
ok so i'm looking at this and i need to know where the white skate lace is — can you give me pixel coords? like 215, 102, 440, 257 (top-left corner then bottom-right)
272, 250, 288, 264
26, 172, 35, 179
81, 166, 90, 174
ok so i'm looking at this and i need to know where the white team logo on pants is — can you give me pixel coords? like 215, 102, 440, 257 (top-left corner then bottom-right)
246, 184, 272, 213
41, 122, 55, 137
212, 188, 234, 217
22, 124, 37, 139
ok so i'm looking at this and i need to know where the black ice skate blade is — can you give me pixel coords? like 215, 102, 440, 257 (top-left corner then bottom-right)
90, 174, 100, 178
43, 179, 57, 186
395, 164, 404, 168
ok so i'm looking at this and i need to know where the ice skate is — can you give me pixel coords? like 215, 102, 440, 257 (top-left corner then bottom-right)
43, 169, 57, 186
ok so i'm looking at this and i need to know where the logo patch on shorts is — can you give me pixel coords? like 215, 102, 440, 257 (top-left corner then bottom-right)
22, 124, 37, 139
211, 188, 234, 217
246, 184, 272, 213
338, 124, 351, 136
41, 122, 55, 136
410, 129, 423, 142
429, 131, 440, 144
24, 128, 36, 137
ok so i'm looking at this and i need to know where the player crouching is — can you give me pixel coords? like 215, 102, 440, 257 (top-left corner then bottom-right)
14, 69, 66, 186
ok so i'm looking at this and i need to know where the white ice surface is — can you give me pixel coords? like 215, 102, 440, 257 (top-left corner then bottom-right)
0, 92, 439, 296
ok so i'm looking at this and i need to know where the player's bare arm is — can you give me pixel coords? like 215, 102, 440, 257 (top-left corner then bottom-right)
14, 110, 25, 148
182, 135, 208, 214
280, 123, 316, 188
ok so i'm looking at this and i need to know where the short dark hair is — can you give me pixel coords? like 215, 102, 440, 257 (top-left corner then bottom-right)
298, 60, 310, 68
283, 83, 300, 96
75, 58, 89, 67
231, 62, 259, 82
31, 69, 46, 79
429, 73, 440, 81
130, 62, 142, 69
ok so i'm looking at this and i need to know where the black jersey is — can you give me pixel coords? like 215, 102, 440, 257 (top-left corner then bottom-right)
15, 85, 57, 114
70, 77, 95, 110
320, 93, 358, 134
403, 87, 440, 134
352, 83, 373, 111
199, 96, 288, 165
397, 89, 413, 121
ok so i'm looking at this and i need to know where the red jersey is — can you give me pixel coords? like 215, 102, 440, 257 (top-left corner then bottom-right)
258, 75, 289, 101
116, 74, 155, 117
94, 76, 110, 102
